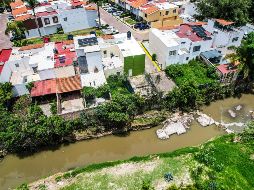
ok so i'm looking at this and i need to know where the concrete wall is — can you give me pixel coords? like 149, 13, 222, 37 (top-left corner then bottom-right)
38, 69, 56, 80
25, 24, 61, 38
86, 51, 103, 73
12, 83, 29, 97
149, 29, 213, 69
0, 63, 12, 83
104, 66, 123, 78
205, 19, 244, 48
59, 8, 97, 33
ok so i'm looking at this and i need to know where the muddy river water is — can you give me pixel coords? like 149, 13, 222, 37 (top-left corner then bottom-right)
0, 94, 254, 189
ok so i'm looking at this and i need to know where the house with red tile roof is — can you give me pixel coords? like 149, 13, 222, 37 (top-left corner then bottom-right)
9, 0, 98, 39
216, 63, 238, 83
149, 23, 213, 69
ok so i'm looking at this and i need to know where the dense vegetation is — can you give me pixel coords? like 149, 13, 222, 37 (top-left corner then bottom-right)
164, 59, 232, 111
22, 122, 254, 190
195, 0, 254, 25
0, 76, 146, 154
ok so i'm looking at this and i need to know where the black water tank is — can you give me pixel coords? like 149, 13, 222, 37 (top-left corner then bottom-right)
127, 31, 131, 39
67, 34, 73, 40
90, 31, 96, 36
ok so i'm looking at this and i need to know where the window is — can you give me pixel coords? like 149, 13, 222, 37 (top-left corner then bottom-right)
232, 37, 239, 42
181, 42, 186, 44
173, 9, 176, 13
186, 57, 189, 61
44, 18, 50, 25
63, 17, 67, 21
103, 50, 107, 55
52, 16, 58, 23
169, 50, 176, 56
165, 11, 169, 15
32, 66, 38, 73
15, 63, 19, 68
193, 45, 201, 52
145, 14, 147, 18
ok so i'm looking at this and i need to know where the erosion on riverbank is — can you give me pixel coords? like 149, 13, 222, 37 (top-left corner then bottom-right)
20, 131, 254, 190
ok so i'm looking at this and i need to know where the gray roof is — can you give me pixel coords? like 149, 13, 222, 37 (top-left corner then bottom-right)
201, 50, 222, 59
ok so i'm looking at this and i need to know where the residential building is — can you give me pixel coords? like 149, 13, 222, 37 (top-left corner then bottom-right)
216, 63, 238, 83
0, 40, 79, 97
140, 1, 183, 28
149, 22, 213, 69
11, 0, 98, 38
204, 19, 245, 49
74, 32, 145, 88
114, 0, 182, 28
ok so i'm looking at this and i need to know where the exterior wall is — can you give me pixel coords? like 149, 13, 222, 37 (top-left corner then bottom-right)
205, 19, 244, 48
104, 66, 123, 78
12, 83, 29, 97
143, 8, 183, 28
124, 54, 145, 76
0, 63, 12, 82
54, 65, 75, 78
86, 51, 103, 73
149, 29, 213, 69
101, 45, 120, 58
38, 69, 56, 80
58, 8, 97, 33
25, 24, 61, 38
149, 30, 169, 69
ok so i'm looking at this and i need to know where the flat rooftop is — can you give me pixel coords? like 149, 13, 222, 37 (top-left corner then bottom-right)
150, 28, 179, 47
102, 56, 123, 70
114, 33, 145, 57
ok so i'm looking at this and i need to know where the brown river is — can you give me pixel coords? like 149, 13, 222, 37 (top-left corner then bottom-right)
0, 94, 254, 190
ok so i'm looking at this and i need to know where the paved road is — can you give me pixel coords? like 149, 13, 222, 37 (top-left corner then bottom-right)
100, 8, 148, 41
0, 13, 12, 50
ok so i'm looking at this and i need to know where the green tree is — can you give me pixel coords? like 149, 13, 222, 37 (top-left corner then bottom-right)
0, 82, 13, 108
227, 32, 254, 82
5, 21, 27, 41
195, 0, 251, 25
24, 0, 42, 37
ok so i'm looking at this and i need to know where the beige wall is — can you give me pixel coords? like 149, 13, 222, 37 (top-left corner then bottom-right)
142, 7, 182, 28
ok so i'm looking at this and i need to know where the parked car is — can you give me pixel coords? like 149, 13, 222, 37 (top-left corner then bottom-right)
7, 15, 15, 21
0, 7, 4, 13
134, 22, 150, 30
102, 26, 119, 35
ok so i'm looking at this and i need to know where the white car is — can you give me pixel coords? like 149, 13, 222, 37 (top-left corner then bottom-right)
102, 26, 119, 35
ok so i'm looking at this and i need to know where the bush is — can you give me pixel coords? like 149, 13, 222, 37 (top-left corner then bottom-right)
152, 53, 157, 61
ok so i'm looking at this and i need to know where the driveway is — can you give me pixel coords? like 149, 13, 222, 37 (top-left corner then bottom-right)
100, 8, 148, 41
0, 13, 12, 50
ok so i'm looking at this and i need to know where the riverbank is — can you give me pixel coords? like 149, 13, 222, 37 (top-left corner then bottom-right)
22, 133, 254, 190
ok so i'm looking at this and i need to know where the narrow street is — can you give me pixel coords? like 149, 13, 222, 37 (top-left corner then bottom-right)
100, 8, 148, 41
0, 13, 12, 50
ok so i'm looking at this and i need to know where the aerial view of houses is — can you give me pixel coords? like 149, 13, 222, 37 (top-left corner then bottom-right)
0, 0, 254, 189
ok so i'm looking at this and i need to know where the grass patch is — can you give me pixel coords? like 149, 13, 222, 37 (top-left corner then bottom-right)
125, 18, 137, 25
58, 135, 254, 190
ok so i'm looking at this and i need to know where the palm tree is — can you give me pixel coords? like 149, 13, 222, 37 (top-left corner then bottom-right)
89, 0, 104, 28
5, 20, 27, 40
24, 0, 42, 37
226, 32, 254, 81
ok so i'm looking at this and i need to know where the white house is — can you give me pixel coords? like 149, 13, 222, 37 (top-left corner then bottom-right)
204, 19, 245, 49
149, 23, 213, 69
20, 0, 98, 38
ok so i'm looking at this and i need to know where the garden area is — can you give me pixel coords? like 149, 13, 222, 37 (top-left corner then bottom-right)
125, 18, 137, 25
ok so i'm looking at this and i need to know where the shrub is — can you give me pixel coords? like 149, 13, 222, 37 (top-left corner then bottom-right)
152, 53, 157, 61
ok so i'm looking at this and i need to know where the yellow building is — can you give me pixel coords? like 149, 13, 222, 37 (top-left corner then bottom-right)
139, 1, 183, 28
